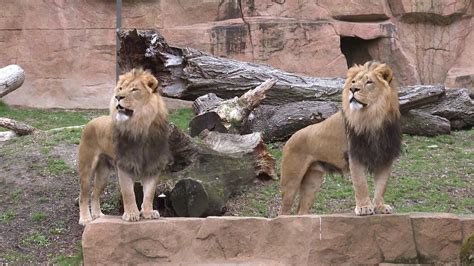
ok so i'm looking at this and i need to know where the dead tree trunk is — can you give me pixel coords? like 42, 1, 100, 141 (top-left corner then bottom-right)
163, 124, 275, 217
418, 88, 474, 130
189, 79, 276, 136
242, 101, 340, 142
0, 65, 25, 97
400, 110, 451, 136
398, 85, 445, 112
0, 118, 38, 136
117, 29, 344, 105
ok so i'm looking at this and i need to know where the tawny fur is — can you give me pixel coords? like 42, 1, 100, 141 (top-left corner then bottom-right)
78, 68, 170, 225
280, 61, 401, 216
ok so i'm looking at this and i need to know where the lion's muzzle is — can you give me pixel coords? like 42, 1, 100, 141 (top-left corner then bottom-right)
348, 91, 367, 110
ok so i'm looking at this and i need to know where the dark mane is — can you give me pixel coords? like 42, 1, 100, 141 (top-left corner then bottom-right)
113, 121, 171, 177
343, 115, 401, 173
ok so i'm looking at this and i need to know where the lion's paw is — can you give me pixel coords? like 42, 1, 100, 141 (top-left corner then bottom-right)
141, 210, 160, 219
91, 211, 104, 220
122, 211, 140, 222
79, 217, 93, 226
375, 204, 393, 214
354, 205, 375, 216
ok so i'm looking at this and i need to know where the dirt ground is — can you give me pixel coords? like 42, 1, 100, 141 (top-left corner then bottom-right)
0, 136, 81, 263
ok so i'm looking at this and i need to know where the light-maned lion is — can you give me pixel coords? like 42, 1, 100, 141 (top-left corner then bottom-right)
280, 61, 401, 216
78, 68, 171, 225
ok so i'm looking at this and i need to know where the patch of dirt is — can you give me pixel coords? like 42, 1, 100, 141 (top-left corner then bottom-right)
0, 134, 85, 263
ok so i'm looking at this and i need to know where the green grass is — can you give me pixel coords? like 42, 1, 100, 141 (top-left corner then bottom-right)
0, 209, 16, 223
9, 188, 22, 203
21, 232, 49, 247
31, 211, 46, 223
1, 251, 33, 263
169, 108, 194, 131
40, 157, 75, 177
0, 100, 106, 131
52, 242, 83, 266
49, 221, 66, 235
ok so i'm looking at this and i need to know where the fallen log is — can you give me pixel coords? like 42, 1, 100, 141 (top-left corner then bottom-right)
0, 65, 25, 97
400, 110, 451, 136
118, 29, 447, 109
163, 124, 275, 217
189, 79, 276, 136
242, 101, 340, 142
117, 29, 344, 105
418, 88, 474, 130
242, 102, 454, 141
398, 85, 445, 112
0, 117, 38, 136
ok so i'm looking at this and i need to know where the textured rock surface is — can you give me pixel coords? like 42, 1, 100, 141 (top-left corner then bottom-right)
82, 213, 473, 265
0, 0, 473, 108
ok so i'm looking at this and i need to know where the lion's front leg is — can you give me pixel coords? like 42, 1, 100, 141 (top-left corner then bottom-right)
118, 168, 140, 222
349, 158, 374, 216
140, 175, 160, 219
373, 165, 393, 214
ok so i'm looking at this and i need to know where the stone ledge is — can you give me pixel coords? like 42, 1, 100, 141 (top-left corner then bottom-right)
82, 213, 473, 265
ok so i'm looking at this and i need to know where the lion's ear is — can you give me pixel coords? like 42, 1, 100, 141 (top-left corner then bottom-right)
145, 75, 159, 92
375, 64, 393, 84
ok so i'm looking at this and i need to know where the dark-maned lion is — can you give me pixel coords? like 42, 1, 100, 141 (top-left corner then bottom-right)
280, 61, 401, 216
78, 68, 171, 225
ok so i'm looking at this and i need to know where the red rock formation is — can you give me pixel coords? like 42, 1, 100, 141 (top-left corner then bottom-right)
0, 0, 472, 108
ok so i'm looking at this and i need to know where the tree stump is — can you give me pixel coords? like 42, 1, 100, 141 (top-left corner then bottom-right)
164, 124, 276, 217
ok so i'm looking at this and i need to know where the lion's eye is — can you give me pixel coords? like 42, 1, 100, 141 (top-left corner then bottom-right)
366, 80, 373, 85
352, 80, 355, 84
131, 88, 139, 92
118, 87, 122, 91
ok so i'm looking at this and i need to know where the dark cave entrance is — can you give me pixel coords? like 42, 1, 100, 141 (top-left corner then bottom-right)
340, 37, 374, 67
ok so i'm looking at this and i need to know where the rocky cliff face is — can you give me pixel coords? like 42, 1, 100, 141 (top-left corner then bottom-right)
0, 0, 472, 108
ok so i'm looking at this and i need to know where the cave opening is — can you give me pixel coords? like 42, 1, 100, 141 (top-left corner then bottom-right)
340, 36, 375, 67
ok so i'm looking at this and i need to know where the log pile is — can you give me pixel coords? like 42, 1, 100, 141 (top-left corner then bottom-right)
117, 29, 473, 140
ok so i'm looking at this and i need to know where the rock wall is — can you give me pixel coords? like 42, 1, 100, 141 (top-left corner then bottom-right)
83, 214, 474, 264
0, 0, 472, 108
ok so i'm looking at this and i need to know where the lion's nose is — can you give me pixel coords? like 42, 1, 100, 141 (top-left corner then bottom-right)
350, 87, 360, 93
115, 95, 125, 101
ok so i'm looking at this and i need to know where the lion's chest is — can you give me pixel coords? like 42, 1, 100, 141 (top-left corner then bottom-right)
113, 129, 171, 178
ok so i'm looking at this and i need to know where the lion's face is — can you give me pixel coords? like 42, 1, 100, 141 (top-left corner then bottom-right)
110, 69, 160, 123
109, 68, 167, 138
342, 61, 400, 133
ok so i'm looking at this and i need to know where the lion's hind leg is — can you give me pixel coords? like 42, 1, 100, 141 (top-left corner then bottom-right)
280, 153, 311, 215
78, 153, 100, 225
296, 168, 324, 215
90, 156, 113, 219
